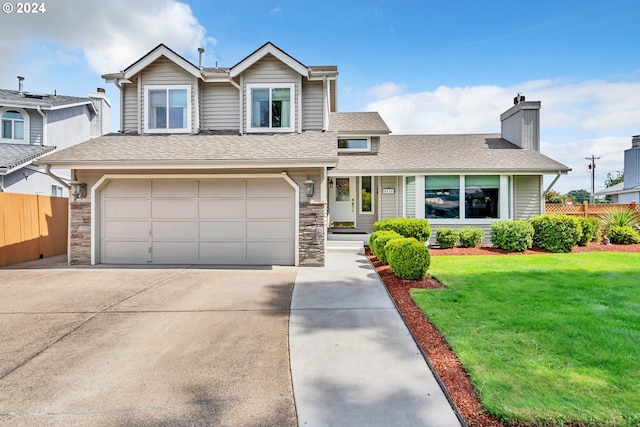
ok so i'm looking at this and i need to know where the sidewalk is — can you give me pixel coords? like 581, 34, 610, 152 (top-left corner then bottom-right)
289, 252, 463, 427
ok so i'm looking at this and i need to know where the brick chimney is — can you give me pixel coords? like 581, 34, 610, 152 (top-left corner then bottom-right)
500, 96, 541, 151
623, 135, 640, 190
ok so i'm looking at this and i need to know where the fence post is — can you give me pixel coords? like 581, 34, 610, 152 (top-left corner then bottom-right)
582, 201, 589, 218
631, 200, 637, 213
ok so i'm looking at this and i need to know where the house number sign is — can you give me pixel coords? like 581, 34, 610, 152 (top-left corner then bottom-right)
382, 188, 395, 194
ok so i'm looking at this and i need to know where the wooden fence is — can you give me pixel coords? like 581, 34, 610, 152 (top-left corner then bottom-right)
545, 201, 639, 218
0, 193, 68, 267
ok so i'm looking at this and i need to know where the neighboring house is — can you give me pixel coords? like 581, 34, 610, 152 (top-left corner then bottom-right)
595, 135, 640, 203
0, 79, 110, 196
38, 42, 569, 267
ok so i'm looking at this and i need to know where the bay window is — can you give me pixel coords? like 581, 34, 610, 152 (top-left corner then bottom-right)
247, 84, 294, 132
144, 85, 190, 133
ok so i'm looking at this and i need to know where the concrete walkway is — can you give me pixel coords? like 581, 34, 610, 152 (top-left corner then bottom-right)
290, 252, 463, 427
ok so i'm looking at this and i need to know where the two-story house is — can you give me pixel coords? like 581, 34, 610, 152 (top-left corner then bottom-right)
595, 135, 640, 203
0, 79, 110, 196
39, 42, 570, 267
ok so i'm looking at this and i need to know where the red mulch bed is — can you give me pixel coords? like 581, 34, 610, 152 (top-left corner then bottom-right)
367, 242, 640, 427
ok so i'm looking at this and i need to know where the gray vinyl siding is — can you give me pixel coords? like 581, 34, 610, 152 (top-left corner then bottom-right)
405, 176, 416, 218
514, 175, 542, 219
380, 176, 402, 220
371, 136, 380, 153
302, 79, 323, 130
27, 110, 42, 145
242, 54, 300, 131
123, 81, 138, 133
201, 82, 240, 131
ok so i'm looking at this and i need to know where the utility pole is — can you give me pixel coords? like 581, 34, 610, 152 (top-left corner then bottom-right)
586, 155, 600, 204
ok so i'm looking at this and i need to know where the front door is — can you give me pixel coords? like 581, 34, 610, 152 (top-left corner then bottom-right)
329, 177, 356, 227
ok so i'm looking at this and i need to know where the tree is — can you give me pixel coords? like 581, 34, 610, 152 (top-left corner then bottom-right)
566, 189, 590, 204
604, 171, 624, 188
545, 190, 566, 204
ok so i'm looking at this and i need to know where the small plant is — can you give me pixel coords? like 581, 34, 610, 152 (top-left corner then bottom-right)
490, 220, 534, 252
436, 228, 459, 249
607, 225, 640, 244
529, 214, 582, 253
374, 218, 431, 242
369, 230, 403, 264
577, 217, 601, 246
458, 227, 485, 248
600, 208, 640, 229
386, 237, 430, 280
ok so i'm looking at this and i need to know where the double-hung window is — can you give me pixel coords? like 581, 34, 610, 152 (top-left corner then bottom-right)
247, 84, 294, 132
144, 85, 191, 133
1, 108, 28, 143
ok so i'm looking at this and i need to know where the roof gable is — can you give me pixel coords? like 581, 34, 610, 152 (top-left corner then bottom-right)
230, 42, 308, 78
123, 44, 201, 80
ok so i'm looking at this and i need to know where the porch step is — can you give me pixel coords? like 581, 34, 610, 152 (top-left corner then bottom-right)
327, 240, 365, 255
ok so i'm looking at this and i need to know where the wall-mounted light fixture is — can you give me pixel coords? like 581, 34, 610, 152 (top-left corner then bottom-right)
328, 178, 334, 188
70, 181, 87, 200
304, 176, 314, 198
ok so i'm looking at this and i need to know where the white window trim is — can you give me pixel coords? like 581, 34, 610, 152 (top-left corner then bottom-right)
143, 85, 191, 134
338, 137, 371, 152
246, 83, 295, 133
0, 107, 30, 144
359, 176, 374, 214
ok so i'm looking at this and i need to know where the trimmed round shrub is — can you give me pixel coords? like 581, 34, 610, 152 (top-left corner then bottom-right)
386, 237, 430, 280
373, 218, 431, 242
458, 226, 485, 248
435, 228, 459, 249
607, 225, 640, 244
490, 220, 534, 252
369, 230, 403, 264
577, 217, 601, 246
529, 214, 582, 253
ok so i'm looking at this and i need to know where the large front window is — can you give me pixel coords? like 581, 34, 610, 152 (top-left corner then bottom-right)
1, 110, 25, 141
424, 175, 501, 219
247, 84, 293, 132
144, 86, 190, 133
425, 176, 460, 219
465, 176, 499, 219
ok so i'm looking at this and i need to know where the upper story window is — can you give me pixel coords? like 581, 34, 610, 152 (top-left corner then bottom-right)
247, 84, 294, 132
338, 138, 370, 152
1, 108, 29, 143
144, 85, 191, 133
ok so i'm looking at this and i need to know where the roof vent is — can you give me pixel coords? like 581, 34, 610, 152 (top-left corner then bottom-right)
513, 93, 525, 105
198, 47, 205, 69
17, 76, 24, 93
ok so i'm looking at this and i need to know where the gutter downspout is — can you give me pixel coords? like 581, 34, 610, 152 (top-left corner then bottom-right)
114, 79, 124, 133
544, 171, 564, 195
36, 105, 46, 145
44, 164, 71, 190
0, 175, 4, 192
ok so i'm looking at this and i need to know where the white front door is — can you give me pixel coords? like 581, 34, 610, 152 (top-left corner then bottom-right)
329, 177, 356, 226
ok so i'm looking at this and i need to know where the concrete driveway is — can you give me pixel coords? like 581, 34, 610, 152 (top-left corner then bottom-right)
0, 256, 297, 426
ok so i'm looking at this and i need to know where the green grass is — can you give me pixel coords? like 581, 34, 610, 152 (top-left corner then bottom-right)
410, 252, 640, 426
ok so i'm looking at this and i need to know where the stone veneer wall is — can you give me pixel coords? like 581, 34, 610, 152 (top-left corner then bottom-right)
69, 201, 91, 265
299, 202, 326, 266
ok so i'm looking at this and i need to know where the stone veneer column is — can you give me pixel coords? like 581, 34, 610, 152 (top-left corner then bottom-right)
69, 201, 91, 265
298, 202, 326, 266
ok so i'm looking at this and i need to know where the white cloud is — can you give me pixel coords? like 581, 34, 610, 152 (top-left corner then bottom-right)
368, 82, 405, 99
365, 79, 640, 193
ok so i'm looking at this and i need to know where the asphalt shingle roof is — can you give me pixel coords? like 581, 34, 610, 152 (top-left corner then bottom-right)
329, 112, 390, 134
334, 134, 570, 173
0, 143, 56, 174
37, 132, 338, 166
0, 89, 93, 109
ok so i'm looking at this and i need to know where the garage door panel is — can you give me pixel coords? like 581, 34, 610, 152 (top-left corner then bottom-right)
152, 180, 197, 198
104, 180, 149, 198
105, 221, 149, 239
200, 222, 245, 239
199, 200, 245, 219
152, 200, 196, 219
199, 242, 245, 263
105, 200, 150, 219
247, 180, 291, 197
247, 221, 293, 239
247, 242, 294, 265
152, 241, 197, 261
246, 199, 292, 219
153, 221, 198, 239
199, 180, 245, 197
104, 241, 149, 260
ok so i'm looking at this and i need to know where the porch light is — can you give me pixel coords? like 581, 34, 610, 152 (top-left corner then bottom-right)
328, 178, 334, 188
70, 181, 87, 200
304, 176, 315, 197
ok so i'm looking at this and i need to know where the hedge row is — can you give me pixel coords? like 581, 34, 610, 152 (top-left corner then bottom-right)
370, 218, 431, 279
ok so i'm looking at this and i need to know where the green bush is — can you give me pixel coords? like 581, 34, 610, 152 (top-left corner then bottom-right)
577, 217, 601, 246
436, 228, 459, 249
607, 225, 640, 244
458, 227, 485, 248
490, 220, 534, 252
369, 230, 403, 264
373, 218, 431, 242
386, 237, 431, 280
530, 214, 582, 253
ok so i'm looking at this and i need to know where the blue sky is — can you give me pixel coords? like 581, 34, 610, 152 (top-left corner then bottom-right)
1, 0, 639, 194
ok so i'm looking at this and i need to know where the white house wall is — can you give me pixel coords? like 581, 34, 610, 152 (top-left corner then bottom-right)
514, 175, 542, 219
2, 166, 69, 196
302, 79, 323, 130
47, 106, 92, 150
201, 82, 240, 131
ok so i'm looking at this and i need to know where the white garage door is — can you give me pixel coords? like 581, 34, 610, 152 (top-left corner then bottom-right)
100, 178, 295, 265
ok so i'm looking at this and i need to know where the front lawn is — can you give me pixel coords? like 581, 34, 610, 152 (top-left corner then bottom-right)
411, 252, 640, 426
